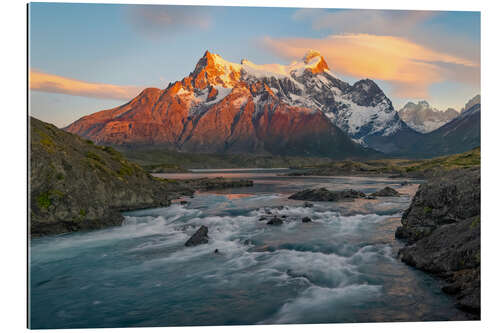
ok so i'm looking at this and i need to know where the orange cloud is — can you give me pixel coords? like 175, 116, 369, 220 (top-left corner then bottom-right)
30, 70, 143, 100
261, 34, 479, 98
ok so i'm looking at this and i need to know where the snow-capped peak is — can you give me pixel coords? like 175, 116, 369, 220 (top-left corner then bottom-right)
193, 50, 331, 87
189, 51, 403, 149
295, 49, 329, 74
459, 94, 481, 119
302, 49, 322, 63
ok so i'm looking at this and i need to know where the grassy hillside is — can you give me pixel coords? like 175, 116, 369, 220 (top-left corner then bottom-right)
287, 147, 480, 177
118, 148, 336, 171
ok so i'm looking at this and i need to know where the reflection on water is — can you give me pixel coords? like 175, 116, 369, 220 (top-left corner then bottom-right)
29, 171, 465, 329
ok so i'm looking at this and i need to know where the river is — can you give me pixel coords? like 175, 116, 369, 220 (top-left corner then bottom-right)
29, 169, 467, 328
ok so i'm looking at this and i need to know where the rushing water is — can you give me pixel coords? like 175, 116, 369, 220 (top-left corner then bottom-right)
29, 170, 468, 329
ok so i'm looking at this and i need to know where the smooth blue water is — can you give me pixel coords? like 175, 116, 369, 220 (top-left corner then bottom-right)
29, 172, 467, 329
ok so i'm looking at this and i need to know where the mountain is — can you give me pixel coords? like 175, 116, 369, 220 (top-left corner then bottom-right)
460, 94, 481, 116
398, 101, 459, 133
65, 50, 415, 157
401, 95, 480, 157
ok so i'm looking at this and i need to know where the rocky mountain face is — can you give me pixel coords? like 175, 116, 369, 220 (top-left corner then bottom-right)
65, 50, 415, 157
401, 95, 480, 158
30, 117, 251, 237
398, 101, 459, 133
396, 167, 480, 316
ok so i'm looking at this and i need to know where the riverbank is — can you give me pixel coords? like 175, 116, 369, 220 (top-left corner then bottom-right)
395, 167, 480, 317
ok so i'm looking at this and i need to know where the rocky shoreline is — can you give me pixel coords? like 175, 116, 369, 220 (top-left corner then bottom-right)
395, 167, 480, 318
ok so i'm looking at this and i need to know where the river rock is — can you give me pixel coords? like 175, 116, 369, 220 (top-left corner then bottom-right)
288, 187, 366, 202
396, 167, 480, 317
372, 186, 400, 197
267, 216, 283, 225
302, 217, 312, 223
303, 202, 314, 208
185, 225, 209, 246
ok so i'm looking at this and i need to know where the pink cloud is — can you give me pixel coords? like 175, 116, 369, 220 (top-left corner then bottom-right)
30, 70, 143, 100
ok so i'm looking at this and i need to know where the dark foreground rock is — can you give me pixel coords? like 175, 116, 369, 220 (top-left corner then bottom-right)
302, 217, 312, 223
180, 177, 253, 190
372, 186, 400, 197
289, 187, 365, 202
30, 117, 253, 237
185, 226, 209, 246
396, 167, 480, 317
267, 216, 284, 225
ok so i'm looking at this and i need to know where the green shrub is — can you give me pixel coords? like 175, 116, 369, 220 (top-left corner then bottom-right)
470, 216, 480, 228
101, 146, 122, 157
86, 151, 103, 163
36, 192, 51, 209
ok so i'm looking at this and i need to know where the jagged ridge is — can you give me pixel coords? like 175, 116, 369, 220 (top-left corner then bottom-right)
65, 50, 383, 158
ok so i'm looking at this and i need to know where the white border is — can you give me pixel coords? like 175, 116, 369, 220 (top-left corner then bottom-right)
2, 0, 499, 332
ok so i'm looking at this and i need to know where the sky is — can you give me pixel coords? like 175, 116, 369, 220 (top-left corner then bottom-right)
29, 2, 480, 128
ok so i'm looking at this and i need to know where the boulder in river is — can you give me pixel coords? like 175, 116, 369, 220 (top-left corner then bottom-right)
185, 225, 209, 246
372, 186, 400, 197
267, 216, 283, 225
303, 202, 314, 208
289, 187, 365, 202
302, 217, 312, 223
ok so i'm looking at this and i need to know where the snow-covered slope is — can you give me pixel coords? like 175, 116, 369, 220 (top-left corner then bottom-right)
398, 101, 459, 133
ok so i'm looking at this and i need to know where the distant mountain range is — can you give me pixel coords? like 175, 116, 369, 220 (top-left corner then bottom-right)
64, 50, 480, 159
403, 96, 480, 157
398, 101, 459, 133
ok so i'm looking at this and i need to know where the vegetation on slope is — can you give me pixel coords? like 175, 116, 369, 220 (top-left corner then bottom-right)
285, 147, 480, 177
118, 148, 336, 171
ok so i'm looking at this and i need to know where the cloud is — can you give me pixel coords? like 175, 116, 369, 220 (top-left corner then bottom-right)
30, 70, 143, 100
126, 5, 212, 38
261, 34, 479, 98
293, 9, 436, 36
291, 8, 480, 74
